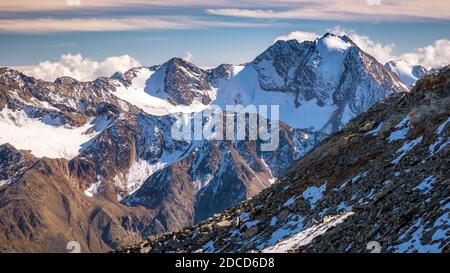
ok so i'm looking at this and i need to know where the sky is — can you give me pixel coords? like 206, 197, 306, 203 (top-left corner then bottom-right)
1, 0, 449, 81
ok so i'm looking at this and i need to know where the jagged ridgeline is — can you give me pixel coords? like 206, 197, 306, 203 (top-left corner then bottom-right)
0, 34, 426, 252
121, 66, 450, 253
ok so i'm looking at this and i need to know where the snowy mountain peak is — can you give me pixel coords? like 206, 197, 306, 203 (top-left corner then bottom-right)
0, 67, 26, 82
214, 32, 407, 133
317, 32, 353, 52
206, 63, 245, 85
54, 76, 79, 85
145, 57, 214, 105
384, 60, 429, 87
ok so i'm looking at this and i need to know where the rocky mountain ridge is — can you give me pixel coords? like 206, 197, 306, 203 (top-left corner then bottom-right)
120, 66, 450, 253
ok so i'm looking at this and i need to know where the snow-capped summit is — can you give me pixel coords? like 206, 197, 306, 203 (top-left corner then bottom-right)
145, 57, 214, 105
315, 33, 353, 83
215, 33, 407, 133
384, 60, 429, 86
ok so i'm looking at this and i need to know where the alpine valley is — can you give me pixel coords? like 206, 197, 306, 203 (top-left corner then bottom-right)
0, 33, 446, 253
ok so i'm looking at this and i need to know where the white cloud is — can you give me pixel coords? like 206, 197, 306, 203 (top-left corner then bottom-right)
274, 31, 319, 43
19, 54, 141, 81
399, 40, 450, 69
66, 0, 81, 6
346, 34, 395, 64
366, 0, 382, 6
184, 51, 194, 62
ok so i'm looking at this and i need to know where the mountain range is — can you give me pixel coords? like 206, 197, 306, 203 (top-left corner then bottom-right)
0, 33, 432, 252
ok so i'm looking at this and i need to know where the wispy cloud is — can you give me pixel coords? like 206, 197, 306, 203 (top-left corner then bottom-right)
207, 0, 450, 21
0, 16, 270, 33
0, 0, 230, 12
399, 39, 450, 69
17, 53, 142, 81
1, 1, 448, 33
274, 31, 319, 43
183, 51, 194, 62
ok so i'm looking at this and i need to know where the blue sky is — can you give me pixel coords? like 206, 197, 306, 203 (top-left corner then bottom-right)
0, 0, 449, 74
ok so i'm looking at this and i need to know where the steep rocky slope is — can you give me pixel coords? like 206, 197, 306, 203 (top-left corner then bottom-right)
121, 66, 450, 253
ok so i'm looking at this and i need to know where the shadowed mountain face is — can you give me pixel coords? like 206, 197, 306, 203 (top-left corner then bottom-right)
0, 34, 409, 252
121, 66, 450, 254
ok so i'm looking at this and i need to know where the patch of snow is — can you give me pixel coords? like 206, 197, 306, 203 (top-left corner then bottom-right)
429, 136, 449, 156
432, 211, 449, 241
394, 219, 443, 253
366, 122, 383, 136
413, 175, 436, 194
232, 65, 245, 76
244, 220, 260, 229
391, 136, 423, 164
302, 183, 327, 209
429, 117, 450, 156
340, 104, 354, 124
337, 201, 352, 212
239, 212, 250, 223
345, 243, 354, 252
283, 196, 297, 207
333, 180, 349, 192
114, 148, 186, 197
436, 117, 450, 135
388, 116, 410, 142
116, 160, 166, 195
269, 216, 277, 227
84, 178, 103, 197
383, 179, 392, 186
199, 240, 216, 253
193, 174, 214, 191
351, 171, 369, 184
0, 180, 10, 187
0, 107, 109, 159
262, 211, 354, 253
260, 158, 276, 183
266, 215, 305, 247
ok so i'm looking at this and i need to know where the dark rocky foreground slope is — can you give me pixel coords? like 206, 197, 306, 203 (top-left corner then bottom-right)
120, 66, 450, 253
